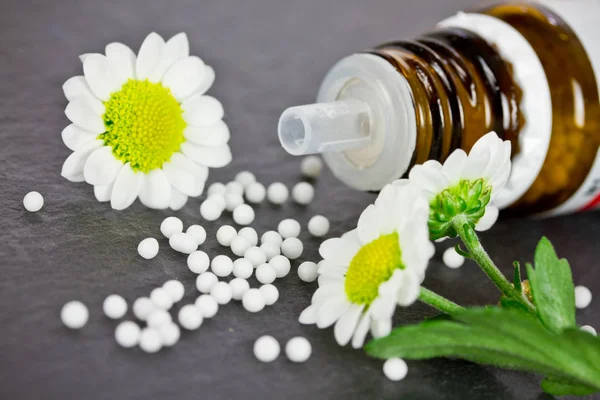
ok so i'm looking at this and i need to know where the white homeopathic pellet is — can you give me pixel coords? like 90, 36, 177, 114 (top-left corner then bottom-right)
238, 227, 258, 246
298, 261, 318, 283
103, 294, 127, 319
115, 321, 141, 348
285, 337, 311, 363
256, 263, 276, 284
211, 255, 233, 277
23, 191, 44, 212
254, 335, 280, 362
158, 322, 180, 347
208, 182, 227, 196
233, 204, 255, 225
163, 280, 185, 303
245, 246, 267, 267
308, 215, 330, 237
146, 309, 172, 328
160, 216, 183, 238
231, 235, 252, 257
226, 181, 245, 196
269, 255, 291, 278
233, 258, 253, 279
245, 182, 266, 204
230, 278, 250, 300
200, 198, 223, 221
195, 294, 219, 318
300, 156, 323, 178
235, 171, 256, 187
150, 287, 173, 310
278, 219, 301, 239
196, 272, 218, 293
187, 251, 210, 274
186, 225, 207, 246
383, 358, 408, 381
261, 230, 283, 246
210, 281, 233, 305
138, 238, 159, 260
225, 192, 244, 212
281, 237, 303, 259
260, 242, 280, 261
259, 284, 279, 306
208, 193, 227, 211
575, 285, 592, 309
580, 325, 597, 336
217, 225, 238, 247
132, 297, 155, 321
61, 301, 89, 329
292, 182, 315, 205
139, 328, 163, 353
443, 247, 465, 269
242, 289, 265, 313
267, 182, 289, 205
178, 304, 203, 330
169, 232, 198, 254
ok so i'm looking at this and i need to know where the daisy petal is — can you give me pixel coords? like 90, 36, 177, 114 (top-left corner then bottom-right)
139, 169, 171, 209
94, 184, 113, 202
136, 32, 165, 80
162, 56, 207, 101
65, 99, 106, 134
475, 205, 499, 232
299, 305, 318, 325
409, 163, 450, 196
317, 274, 345, 288
441, 149, 467, 186
150, 32, 189, 83
334, 304, 365, 346
189, 65, 215, 97
180, 142, 232, 168
370, 292, 397, 320
371, 318, 392, 338
374, 185, 397, 234
61, 124, 98, 151
162, 153, 208, 197
317, 261, 347, 278
341, 229, 361, 247
462, 135, 494, 180
357, 204, 380, 244
397, 271, 421, 306
63, 76, 95, 102
312, 284, 345, 306
319, 237, 360, 266
184, 120, 230, 147
110, 163, 143, 210
105, 42, 136, 82
169, 187, 188, 210
181, 95, 224, 126
61, 140, 103, 182
83, 54, 122, 101
352, 313, 371, 349
316, 297, 352, 329
83, 146, 124, 186
79, 53, 93, 63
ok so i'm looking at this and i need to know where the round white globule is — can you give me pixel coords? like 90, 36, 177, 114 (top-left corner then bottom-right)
233, 204, 255, 225
231, 235, 252, 257
300, 156, 323, 178
195, 295, 219, 318
186, 225, 207, 245
132, 297, 155, 321
163, 280, 185, 303
259, 284, 279, 306
292, 182, 315, 205
208, 182, 226, 196
260, 242, 280, 261
261, 230, 283, 246
285, 337, 312, 363
211, 255, 233, 277
238, 227, 258, 246
443, 247, 465, 269
207, 194, 227, 211
160, 216, 183, 238
139, 328, 163, 353
103, 294, 127, 319
244, 246, 267, 268
23, 191, 44, 212
158, 322, 180, 347
226, 181, 245, 196
169, 232, 198, 254
229, 278, 250, 300
150, 287, 173, 310
308, 215, 330, 237
146, 309, 172, 328
575, 285, 592, 309
245, 182, 266, 204
278, 219, 301, 239
580, 325, 597, 336
200, 199, 223, 221
210, 281, 233, 305
383, 358, 408, 381
233, 258, 253, 279
267, 182, 289, 205
196, 272, 218, 294
256, 263, 276, 284
235, 171, 256, 187
269, 255, 291, 278
61, 301, 89, 329
225, 192, 244, 212
216, 225, 237, 247
138, 238, 159, 259
298, 261, 318, 283
242, 288, 265, 313
281, 237, 303, 259
115, 321, 141, 348
254, 335, 280, 363
187, 251, 210, 274
178, 304, 203, 330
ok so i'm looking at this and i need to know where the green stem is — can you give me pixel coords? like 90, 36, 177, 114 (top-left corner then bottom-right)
419, 287, 464, 314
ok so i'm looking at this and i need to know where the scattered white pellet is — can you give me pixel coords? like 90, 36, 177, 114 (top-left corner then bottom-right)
158, 322, 180, 347
308, 215, 329, 237
23, 191, 44, 212
235, 171, 256, 187
261, 230, 283, 246
115, 321, 141, 348
196, 272, 218, 294
225, 192, 244, 212
254, 335, 280, 363
260, 242, 281, 261
195, 294, 218, 318
267, 182, 289, 205
178, 304, 203, 330
187, 251, 210, 274
211, 255, 233, 277
242, 289, 265, 313
61, 301, 89, 329
169, 232, 198, 254
132, 297, 155, 321
146, 309, 172, 328
580, 325, 597, 336
575, 285, 592, 309
285, 337, 311, 363
138, 238, 159, 260
200, 199, 223, 221
150, 287, 173, 310
443, 247, 465, 269
256, 263, 277, 284
292, 182, 315, 205
139, 328, 163, 353
217, 225, 238, 247
278, 219, 301, 239
207, 182, 226, 196
383, 358, 408, 381
300, 156, 323, 178
160, 217, 183, 238
245, 182, 266, 204
231, 235, 252, 257
208, 193, 227, 211
259, 284, 279, 306
210, 281, 233, 305
230, 278, 250, 300
270, 255, 291, 278
163, 280, 185, 303
233, 204, 255, 225
238, 227, 259, 246
245, 246, 267, 268
281, 237, 303, 259
233, 258, 253, 279
226, 181, 245, 196
186, 225, 207, 245
103, 294, 127, 319
298, 261, 318, 283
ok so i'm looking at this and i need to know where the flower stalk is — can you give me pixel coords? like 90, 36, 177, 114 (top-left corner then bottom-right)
418, 287, 464, 314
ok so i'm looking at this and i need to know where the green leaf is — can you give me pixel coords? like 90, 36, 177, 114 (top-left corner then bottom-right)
513, 261, 522, 292
499, 297, 535, 316
542, 377, 598, 396
527, 237, 576, 333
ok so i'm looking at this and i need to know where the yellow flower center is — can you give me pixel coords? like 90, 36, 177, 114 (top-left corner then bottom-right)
99, 79, 186, 173
344, 232, 404, 306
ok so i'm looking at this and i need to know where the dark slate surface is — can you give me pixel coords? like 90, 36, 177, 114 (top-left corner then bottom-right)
1, 0, 599, 399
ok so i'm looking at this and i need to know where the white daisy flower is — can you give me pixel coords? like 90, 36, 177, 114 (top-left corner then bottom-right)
405, 131, 511, 239
298, 183, 434, 348
61, 32, 231, 210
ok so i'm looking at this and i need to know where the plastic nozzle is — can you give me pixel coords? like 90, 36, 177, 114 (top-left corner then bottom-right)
278, 99, 372, 156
